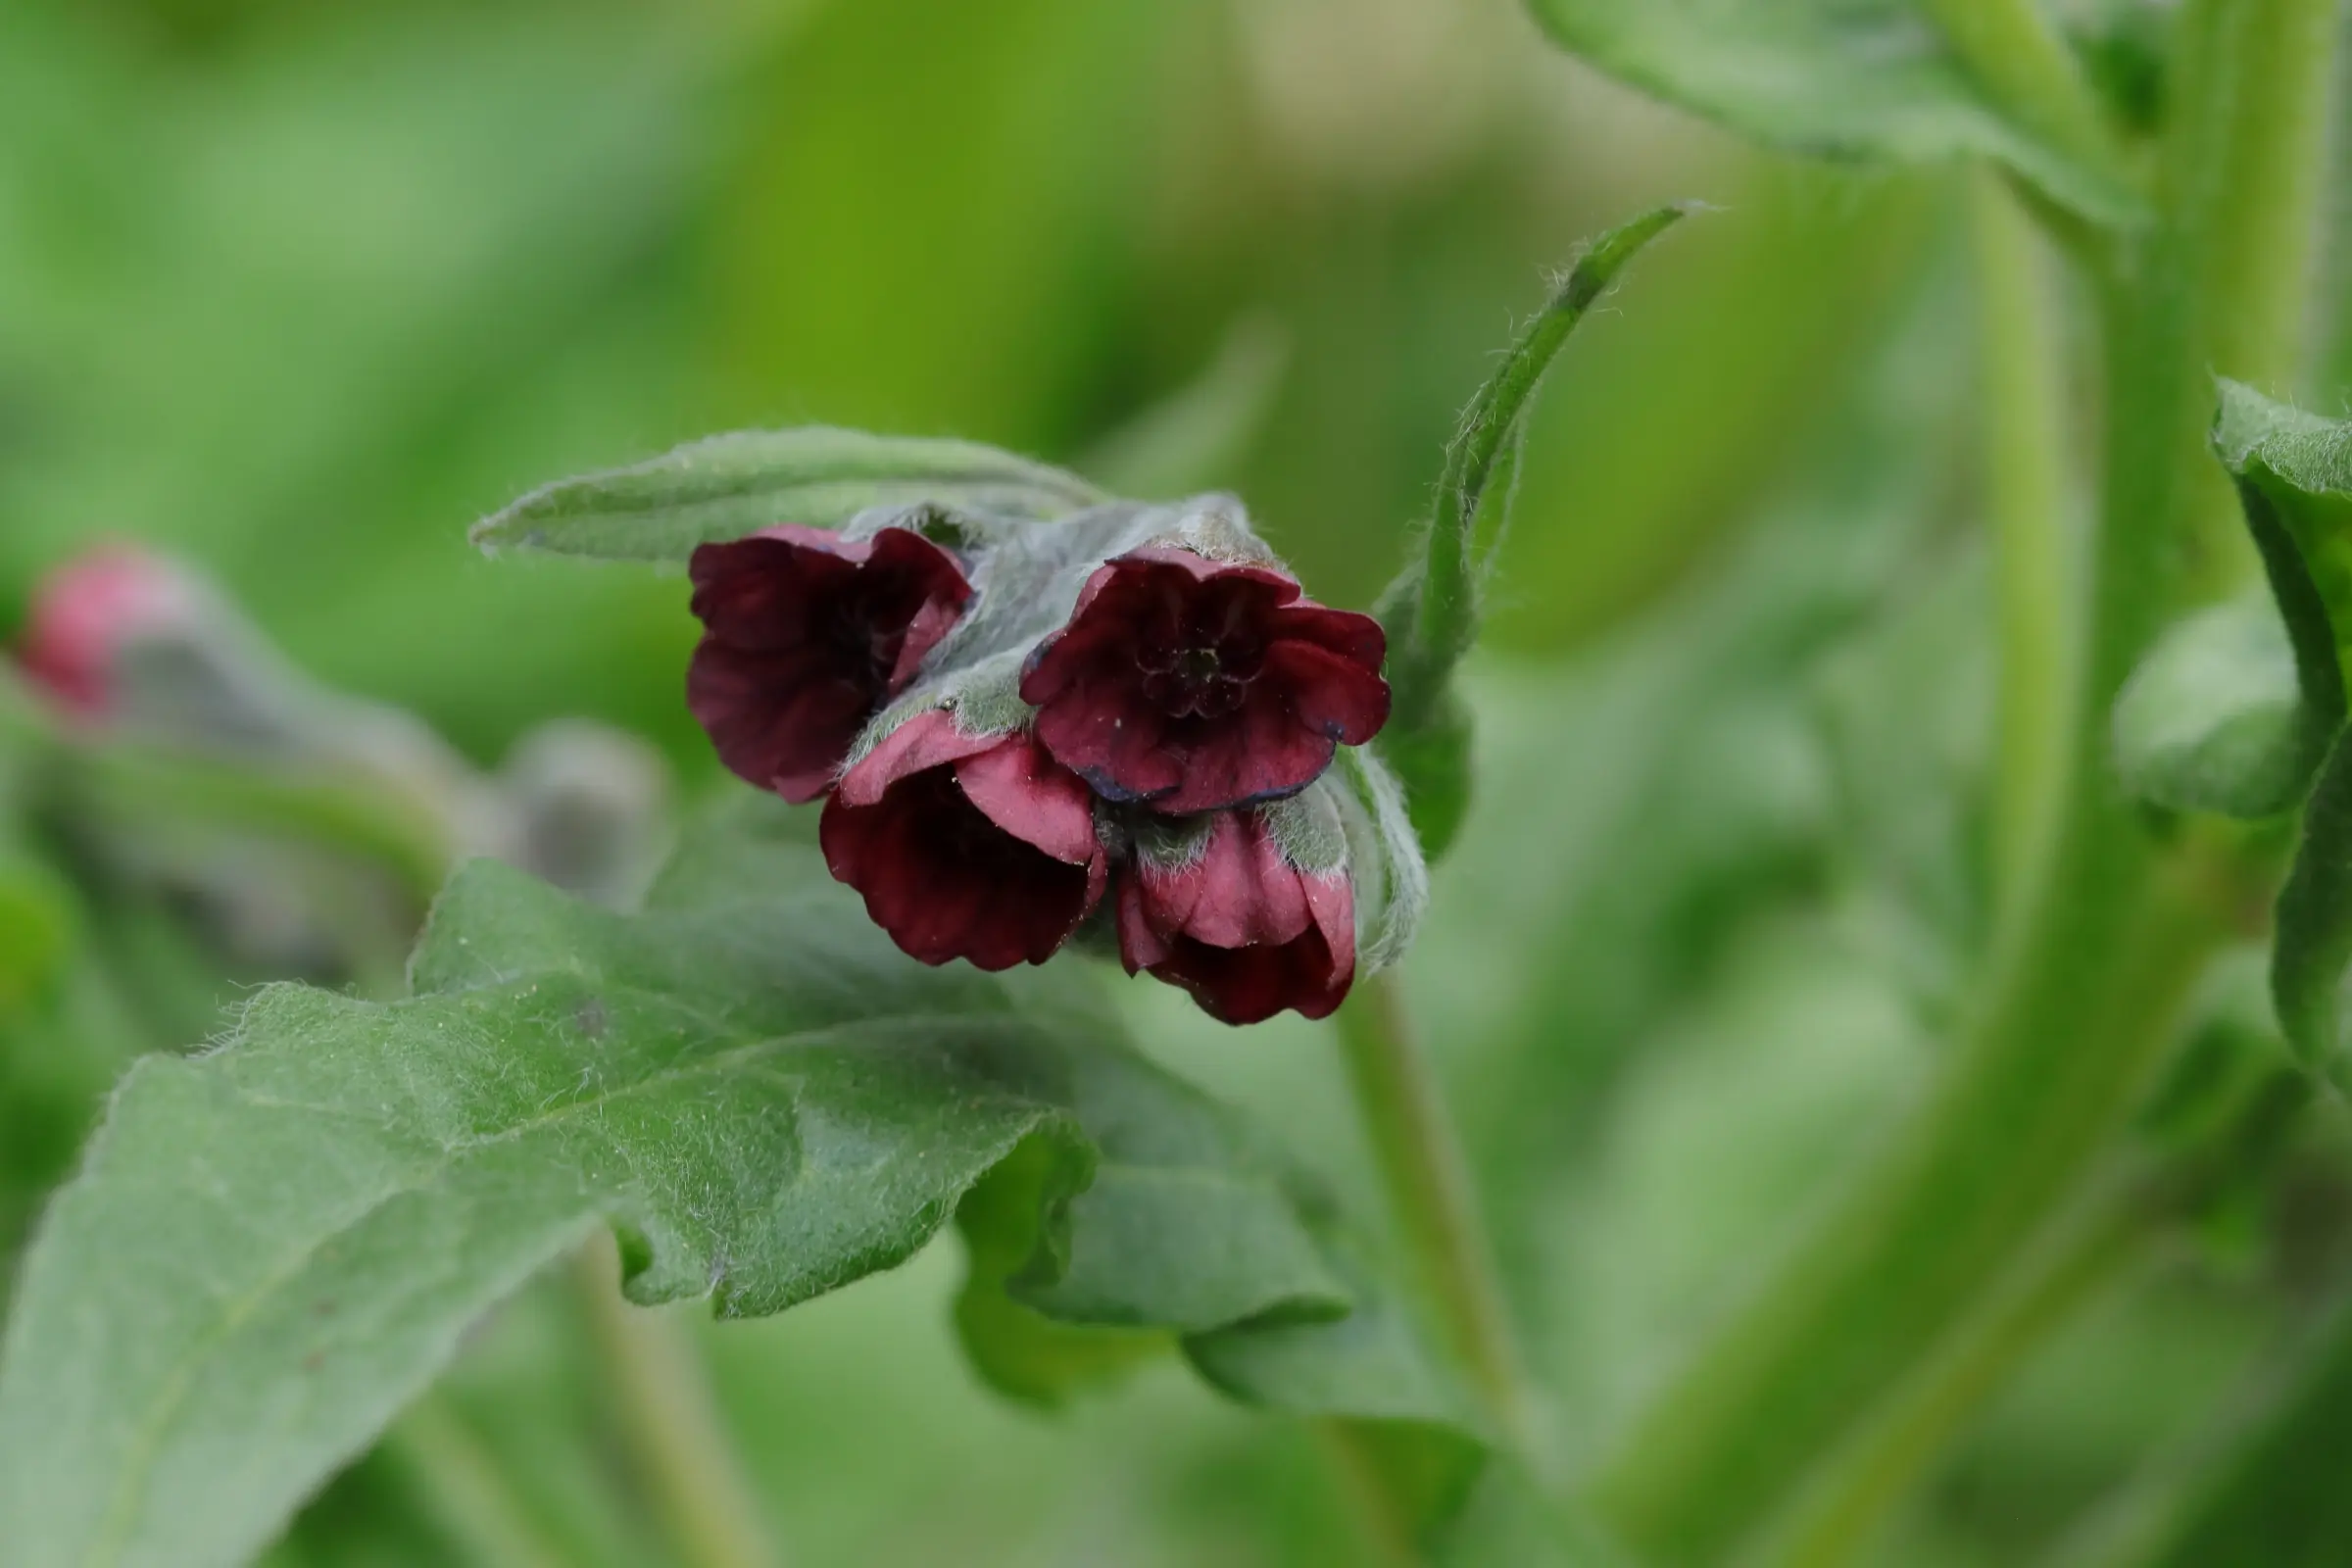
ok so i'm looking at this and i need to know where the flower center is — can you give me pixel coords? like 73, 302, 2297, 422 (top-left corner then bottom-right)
830, 598, 904, 692
1138, 633, 1260, 719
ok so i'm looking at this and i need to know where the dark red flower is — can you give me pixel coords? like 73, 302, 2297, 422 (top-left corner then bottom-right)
15, 546, 202, 718
1018, 547, 1390, 814
687, 525, 971, 804
1117, 808, 1355, 1024
820, 710, 1107, 970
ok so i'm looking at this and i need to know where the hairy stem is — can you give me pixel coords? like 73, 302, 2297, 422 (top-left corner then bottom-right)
385, 1394, 573, 1568
574, 1238, 782, 1568
1972, 169, 2079, 925
1336, 974, 1539, 1460
1588, 3, 2336, 1557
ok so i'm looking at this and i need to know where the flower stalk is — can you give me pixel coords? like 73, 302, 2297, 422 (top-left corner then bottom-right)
1336, 974, 1541, 1463
574, 1238, 782, 1568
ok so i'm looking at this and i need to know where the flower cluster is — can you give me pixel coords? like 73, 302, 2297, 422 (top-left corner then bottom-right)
686, 500, 1408, 1023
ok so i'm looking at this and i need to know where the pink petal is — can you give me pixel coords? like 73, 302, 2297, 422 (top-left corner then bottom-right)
1303, 871, 1356, 987
836, 710, 1004, 806
955, 737, 1103, 866
1116, 872, 1169, 973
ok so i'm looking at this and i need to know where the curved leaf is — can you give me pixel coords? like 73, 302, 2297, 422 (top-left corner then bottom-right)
2215, 380, 2352, 636
1522, 0, 2143, 224
1383, 206, 1690, 857
2272, 731, 2352, 1085
469, 428, 1105, 562
0, 798, 1399, 1568
2113, 383, 2352, 819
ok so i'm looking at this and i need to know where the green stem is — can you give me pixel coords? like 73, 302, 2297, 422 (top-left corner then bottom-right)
1314, 1421, 1433, 1568
1589, 4, 2337, 1557
1972, 168, 2079, 926
1926, 0, 2132, 184
2163, 0, 2343, 594
573, 1238, 782, 1568
2170, 0, 2340, 396
1763, 1186, 2146, 1567
72, 743, 457, 908
385, 1394, 574, 1568
1336, 974, 1539, 1461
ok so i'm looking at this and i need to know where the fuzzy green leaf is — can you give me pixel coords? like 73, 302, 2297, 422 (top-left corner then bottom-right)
2113, 384, 2352, 819
0, 796, 1440, 1568
2272, 733, 2352, 1086
2214, 380, 2352, 642
469, 428, 1105, 562
2209, 385, 2352, 1076
2111, 597, 2332, 816
1522, 0, 2143, 224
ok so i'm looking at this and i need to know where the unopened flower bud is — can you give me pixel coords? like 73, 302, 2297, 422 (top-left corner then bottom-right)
16, 547, 208, 718
1115, 783, 1356, 1023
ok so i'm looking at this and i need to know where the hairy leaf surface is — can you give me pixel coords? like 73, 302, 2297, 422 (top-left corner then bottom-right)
1523, 0, 2141, 224
0, 798, 1456, 1567
2114, 383, 2352, 820
470, 428, 1104, 562
2214, 386, 2352, 1075
2112, 597, 2331, 817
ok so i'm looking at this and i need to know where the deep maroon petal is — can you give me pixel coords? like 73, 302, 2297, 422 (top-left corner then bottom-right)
1029, 669, 1184, 804
1145, 926, 1351, 1024
1262, 639, 1392, 747
686, 525, 973, 801
861, 527, 976, 680
687, 641, 871, 803
1153, 692, 1338, 815
1272, 602, 1386, 669
1119, 546, 1300, 602
687, 530, 869, 651
1022, 547, 1384, 814
1115, 872, 1167, 974
820, 761, 1093, 970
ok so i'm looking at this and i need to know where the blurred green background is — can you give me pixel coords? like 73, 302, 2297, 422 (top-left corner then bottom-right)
5, 0, 2352, 1563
